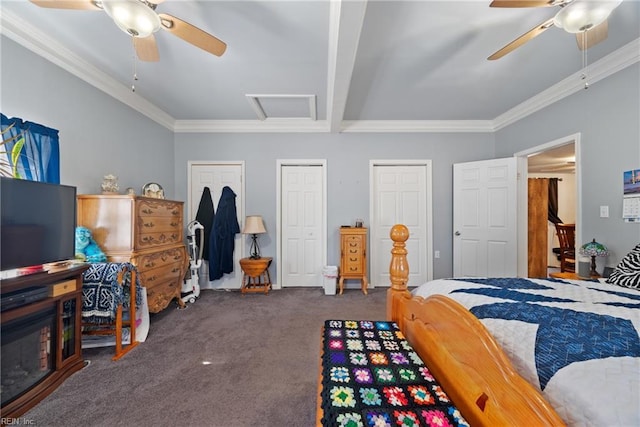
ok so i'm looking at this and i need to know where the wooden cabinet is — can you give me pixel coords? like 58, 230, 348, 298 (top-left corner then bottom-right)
1, 265, 88, 419
77, 195, 188, 313
338, 227, 368, 295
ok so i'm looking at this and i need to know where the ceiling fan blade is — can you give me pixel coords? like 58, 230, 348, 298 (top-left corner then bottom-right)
29, 0, 101, 10
576, 20, 608, 50
488, 17, 555, 60
158, 13, 227, 57
133, 35, 160, 62
490, 0, 568, 7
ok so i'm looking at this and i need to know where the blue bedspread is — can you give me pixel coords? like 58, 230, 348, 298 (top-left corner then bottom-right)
413, 277, 640, 426
81, 262, 142, 324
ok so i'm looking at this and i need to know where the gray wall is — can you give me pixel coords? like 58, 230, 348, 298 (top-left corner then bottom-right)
173, 132, 495, 279
495, 63, 640, 266
1, 37, 175, 196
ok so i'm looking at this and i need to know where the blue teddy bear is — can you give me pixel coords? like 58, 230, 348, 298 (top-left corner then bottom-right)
75, 226, 107, 263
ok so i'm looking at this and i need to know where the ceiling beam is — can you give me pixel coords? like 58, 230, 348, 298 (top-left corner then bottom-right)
326, 0, 368, 133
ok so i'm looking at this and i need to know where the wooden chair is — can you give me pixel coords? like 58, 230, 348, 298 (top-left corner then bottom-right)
554, 223, 575, 273
81, 263, 140, 360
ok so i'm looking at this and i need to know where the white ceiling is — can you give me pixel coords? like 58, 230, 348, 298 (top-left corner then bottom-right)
1, 0, 639, 133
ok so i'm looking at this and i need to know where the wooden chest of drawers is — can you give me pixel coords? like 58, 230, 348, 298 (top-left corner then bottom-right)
339, 227, 368, 295
77, 195, 188, 313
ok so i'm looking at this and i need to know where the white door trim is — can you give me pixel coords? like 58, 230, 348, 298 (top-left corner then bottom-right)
369, 160, 433, 287
514, 133, 581, 277
276, 159, 328, 290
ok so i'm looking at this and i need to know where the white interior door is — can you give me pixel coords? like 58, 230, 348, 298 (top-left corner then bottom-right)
370, 162, 432, 288
189, 162, 244, 289
453, 158, 517, 277
280, 164, 325, 287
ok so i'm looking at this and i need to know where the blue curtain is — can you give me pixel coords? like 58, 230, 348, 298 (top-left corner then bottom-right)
1, 113, 60, 183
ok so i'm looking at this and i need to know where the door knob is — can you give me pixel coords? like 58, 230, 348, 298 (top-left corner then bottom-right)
454, 231, 461, 236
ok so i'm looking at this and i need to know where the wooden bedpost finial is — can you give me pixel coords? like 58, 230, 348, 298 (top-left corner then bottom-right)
389, 224, 409, 291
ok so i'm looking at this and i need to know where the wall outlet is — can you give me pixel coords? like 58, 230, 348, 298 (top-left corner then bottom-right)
600, 205, 609, 218
434, 250, 440, 259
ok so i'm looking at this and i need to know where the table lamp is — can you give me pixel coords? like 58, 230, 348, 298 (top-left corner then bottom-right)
579, 239, 609, 277
242, 215, 266, 259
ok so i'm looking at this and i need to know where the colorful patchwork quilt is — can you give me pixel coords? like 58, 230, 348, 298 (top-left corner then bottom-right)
413, 277, 640, 426
319, 320, 469, 427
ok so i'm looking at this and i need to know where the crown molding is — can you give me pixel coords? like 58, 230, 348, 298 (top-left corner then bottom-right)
493, 38, 640, 131
341, 120, 495, 133
173, 119, 330, 133
0, 9, 175, 131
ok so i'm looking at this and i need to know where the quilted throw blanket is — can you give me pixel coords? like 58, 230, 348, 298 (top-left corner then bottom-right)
413, 277, 640, 426
81, 262, 143, 324
320, 320, 469, 427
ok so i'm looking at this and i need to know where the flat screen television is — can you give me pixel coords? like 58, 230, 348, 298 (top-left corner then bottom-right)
1, 177, 77, 278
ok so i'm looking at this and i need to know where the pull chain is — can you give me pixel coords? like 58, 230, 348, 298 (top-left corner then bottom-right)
132, 38, 139, 92
581, 31, 589, 90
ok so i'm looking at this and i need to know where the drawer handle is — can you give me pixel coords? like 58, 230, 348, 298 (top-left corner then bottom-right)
172, 268, 180, 273
349, 243, 357, 247
141, 208, 153, 214
350, 267, 358, 271
147, 275, 157, 282
350, 257, 357, 261
171, 210, 179, 215
170, 222, 179, 227
144, 221, 155, 228
349, 249, 358, 253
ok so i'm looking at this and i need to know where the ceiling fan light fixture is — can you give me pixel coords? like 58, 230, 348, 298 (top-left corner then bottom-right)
553, 0, 622, 33
102, 0, 160, 38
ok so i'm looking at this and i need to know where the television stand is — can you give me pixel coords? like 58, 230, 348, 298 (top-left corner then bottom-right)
1, 264, 89, 419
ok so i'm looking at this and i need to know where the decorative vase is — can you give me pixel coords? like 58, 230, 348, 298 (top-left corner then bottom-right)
101, 174, 119, 194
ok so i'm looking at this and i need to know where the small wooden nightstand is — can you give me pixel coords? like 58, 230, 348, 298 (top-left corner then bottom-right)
239, 257, 272, 294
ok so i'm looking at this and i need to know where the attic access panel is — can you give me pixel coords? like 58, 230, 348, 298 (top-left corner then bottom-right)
246, 94, 317, 120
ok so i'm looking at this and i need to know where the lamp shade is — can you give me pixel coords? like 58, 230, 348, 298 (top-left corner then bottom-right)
102, 0, 161, 38
553, 0, 622, 34
579, 239, 609, 257
242, 215, 266, 235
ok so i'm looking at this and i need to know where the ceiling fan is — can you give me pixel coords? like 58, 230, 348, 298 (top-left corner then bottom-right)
29, 0, 227, 62
488, 0, 622, 60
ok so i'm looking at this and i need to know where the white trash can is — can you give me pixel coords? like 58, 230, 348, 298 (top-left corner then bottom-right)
322, 266, 338, 295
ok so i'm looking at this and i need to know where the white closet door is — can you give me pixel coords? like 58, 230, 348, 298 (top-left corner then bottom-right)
189, 162, 244, 289
281, 165, 324, 287
371, 163, 430, 288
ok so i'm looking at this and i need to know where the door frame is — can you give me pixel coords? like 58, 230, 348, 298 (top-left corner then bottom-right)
514, 133, 581, 277
187, 160, 246, 289
369, 160, 433, 288
276, 159, 328, 289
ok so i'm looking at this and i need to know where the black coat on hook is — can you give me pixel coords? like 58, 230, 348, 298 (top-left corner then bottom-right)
209, 186, 240, 281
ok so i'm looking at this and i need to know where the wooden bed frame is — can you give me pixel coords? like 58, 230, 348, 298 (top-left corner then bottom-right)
386, 224, 564, 426
317, 224, 565, 426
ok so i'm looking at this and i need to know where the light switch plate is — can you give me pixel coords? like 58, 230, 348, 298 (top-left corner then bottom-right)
600, 205, 609, 218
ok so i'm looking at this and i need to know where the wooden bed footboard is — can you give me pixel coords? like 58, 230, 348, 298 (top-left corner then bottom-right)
386, 224, 565, 427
